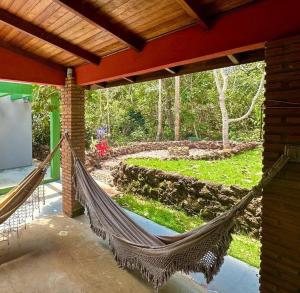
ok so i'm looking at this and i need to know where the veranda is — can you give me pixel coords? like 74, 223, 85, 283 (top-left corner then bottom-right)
0, 1, 299, 292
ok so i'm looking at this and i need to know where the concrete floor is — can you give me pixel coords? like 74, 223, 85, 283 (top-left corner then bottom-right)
0, 182, 259, 293
0, 182, 205, 293
0, 163, 51, 189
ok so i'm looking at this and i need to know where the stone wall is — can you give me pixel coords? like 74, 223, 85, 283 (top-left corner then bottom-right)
86, 140, 259, 170
113, 164, 261, 237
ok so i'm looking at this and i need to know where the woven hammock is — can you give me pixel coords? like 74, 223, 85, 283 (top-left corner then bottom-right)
65, 135, 289, 290
0, 136, 63, 225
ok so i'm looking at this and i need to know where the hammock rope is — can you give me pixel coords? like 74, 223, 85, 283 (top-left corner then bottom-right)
64, 134, 289, 290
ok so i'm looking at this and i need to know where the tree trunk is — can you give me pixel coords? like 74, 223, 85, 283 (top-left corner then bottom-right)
174, 76, 180, 141
106, 91, 110, 135
219, 95, 230, 149
193, 122, 199, 139
166, 96, 174, 130
213, 68, 264, 150
156, 79, 163, 141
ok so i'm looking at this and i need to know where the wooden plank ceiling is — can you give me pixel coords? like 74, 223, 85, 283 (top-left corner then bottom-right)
0, 0, 256, 69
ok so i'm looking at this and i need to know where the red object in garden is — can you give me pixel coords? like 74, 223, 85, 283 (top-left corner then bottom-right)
95, 140, 110, 156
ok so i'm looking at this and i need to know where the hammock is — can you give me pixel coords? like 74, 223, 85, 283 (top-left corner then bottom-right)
65, 135, 289, 290
0, 136, 63, 225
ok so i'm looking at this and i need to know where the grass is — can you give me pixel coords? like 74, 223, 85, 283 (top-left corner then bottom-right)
115, 194, 261, 268
126, 148, 263, 188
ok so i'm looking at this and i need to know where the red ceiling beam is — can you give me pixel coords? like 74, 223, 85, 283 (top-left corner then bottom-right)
75, 0, 300, 85
0, 8, 100, 65
0, 40, 66, 72
0, 46, 65, 85
54, 0, 145, 51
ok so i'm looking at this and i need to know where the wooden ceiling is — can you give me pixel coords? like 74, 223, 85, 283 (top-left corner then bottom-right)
0, 0, 256, 68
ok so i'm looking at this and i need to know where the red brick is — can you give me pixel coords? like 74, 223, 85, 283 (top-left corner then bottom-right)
61, 76, 85, 217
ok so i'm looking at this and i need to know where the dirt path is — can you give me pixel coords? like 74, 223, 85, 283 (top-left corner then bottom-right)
90, 148, 212, 186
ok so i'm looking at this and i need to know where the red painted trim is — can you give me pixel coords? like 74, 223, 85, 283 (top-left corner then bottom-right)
75, 0, 300, 85
0, 46, 65, 85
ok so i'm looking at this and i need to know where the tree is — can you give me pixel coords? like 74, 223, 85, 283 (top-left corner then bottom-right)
156, 79, 163, 141
213, 67, 264, 149
174, 76, 181, 140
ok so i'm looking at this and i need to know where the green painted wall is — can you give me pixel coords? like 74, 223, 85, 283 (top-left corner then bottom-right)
0, 82, 33, 100
50, 95, 61, 180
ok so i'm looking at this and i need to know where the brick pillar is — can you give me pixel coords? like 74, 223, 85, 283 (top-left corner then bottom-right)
61, 74, 85, 217
261, 35, 300, 292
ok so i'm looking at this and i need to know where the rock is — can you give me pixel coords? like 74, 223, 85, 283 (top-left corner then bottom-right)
168, 146, 190, 157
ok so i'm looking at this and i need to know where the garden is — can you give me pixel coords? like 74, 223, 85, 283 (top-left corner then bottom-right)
115, 148, 262, 268
32, 61, 265, 270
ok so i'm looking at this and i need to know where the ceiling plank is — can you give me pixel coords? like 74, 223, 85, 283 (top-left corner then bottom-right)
0, 8, 100, 64
54, 0, 145, 51
227, 54, 240, 65
175, 0, 209, 29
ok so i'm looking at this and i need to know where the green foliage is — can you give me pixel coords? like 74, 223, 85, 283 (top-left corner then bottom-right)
115, 194, 261, 267
85, 62, 265, 146
85, 81, 158, 147
31, 62, 265, 148
126, 148, 263, 188
229, 234, 261, 268
31, 85, 60, 146
116, 194, 204, 233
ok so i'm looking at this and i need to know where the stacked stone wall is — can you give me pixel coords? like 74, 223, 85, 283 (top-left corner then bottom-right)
113, 164, 261, 237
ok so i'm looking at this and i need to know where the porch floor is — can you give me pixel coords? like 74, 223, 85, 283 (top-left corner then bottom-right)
0, 163, 51, 190
0, 182, 259, 292
0, 182, 205, 293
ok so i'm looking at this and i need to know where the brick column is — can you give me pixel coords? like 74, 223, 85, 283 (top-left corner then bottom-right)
261, 35, 300, 292
61, 74, 85, 217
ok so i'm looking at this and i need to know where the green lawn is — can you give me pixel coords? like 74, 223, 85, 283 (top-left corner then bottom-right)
126, 148, 263, 188
121, 148, 262, 266
115, 194, 261, 268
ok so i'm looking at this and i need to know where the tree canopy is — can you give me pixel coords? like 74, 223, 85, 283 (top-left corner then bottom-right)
32, 61, 265, 148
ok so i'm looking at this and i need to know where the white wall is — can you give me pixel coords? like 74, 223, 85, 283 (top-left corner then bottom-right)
0, 96, 32, 170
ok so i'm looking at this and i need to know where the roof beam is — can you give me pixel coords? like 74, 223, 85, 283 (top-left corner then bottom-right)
227, 54, 240, 65
75, 0, 300, 85
165, 68, 177, 74
165, 67, 181, 74
0, 45, 65, 85
123, 77, 135, 83
175, 0, 209, 29
0, 39, 66, 71
93, 49, 264, 89
54, 0, 145, 51
0, 8, 100, 64
90, 83, 106, 90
